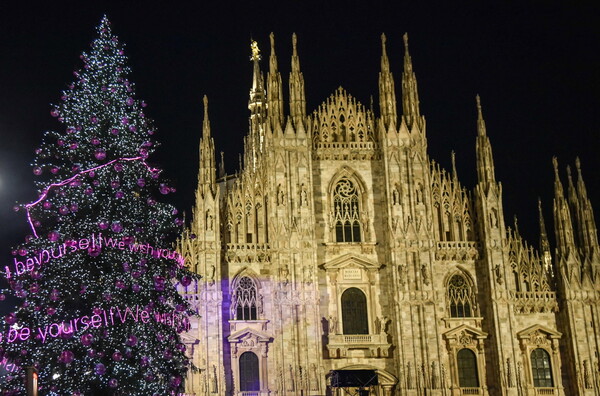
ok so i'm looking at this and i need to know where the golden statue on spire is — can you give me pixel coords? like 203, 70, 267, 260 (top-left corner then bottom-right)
250, 40, 261, 61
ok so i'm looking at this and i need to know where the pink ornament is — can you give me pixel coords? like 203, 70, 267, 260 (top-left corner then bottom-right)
111, 180, 120, 188
111, 222, 123, 233
109, 379, 118, 388
18, 248, 28, 256
115, 191, 124, 199
112, 351, 122, 361
126, 97, 134, 106
5, 313, 16, 325
70, 203, 79, 212
129, 125, 137, 132
114, 163, 123, 172
51, 166, 60, 174
47, 307, 56, 316
43, 201, 52, 209
147, 130, 154, 135
90, 116, 98, 124
98, 220, 109, 230
57, 139, 65, 146
137, 178, 145, 187
51, 109, 60, 117
91, 137, 101, 145
159, 184, 170, 195
132, 284, 141, 292
69, 142, 78, 150
147, 198, 156, 206
95, 363, 106, 375
33, 167, 42, 175
121, 117, 129, 125
0, 294, 5, 301
111, 128, 119, 135
180, 276, 192, 287
127, 335, 138, 346
59, 350, 74, 364
13, 205, 20, 212
94, 149, 106, 161
59, 206, 69, 215
88, 247, 101, 256
48, 231, 60, 242
81, 333, 94, 346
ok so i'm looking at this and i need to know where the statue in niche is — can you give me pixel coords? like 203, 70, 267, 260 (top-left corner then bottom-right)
280, 264, 290, 285
206, 211, 213, 231
207, 265, 215, 286
421, 264, 430, 285
211, 365, 218, 393
300, 184, 308, 207
393, 187, 400, 205
416, 183, 423, 203
398, 264, 407, 286
310, 363, 319, 391
328, 315, 338, 334
494, 264, 503, 284
277, 184, 285, 206
287, 364, 295, 391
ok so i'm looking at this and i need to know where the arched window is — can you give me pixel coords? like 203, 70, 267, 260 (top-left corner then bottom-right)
341, 287, 368, 334
531, 348, 553, 387
333, 178, 361, 242
448, 274, 475, 318
239, 352, 260, 391
457, 348, 479, 387
234, 276, 258, 320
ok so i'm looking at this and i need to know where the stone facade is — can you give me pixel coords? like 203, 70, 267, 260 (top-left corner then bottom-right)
177, 33, 600, 396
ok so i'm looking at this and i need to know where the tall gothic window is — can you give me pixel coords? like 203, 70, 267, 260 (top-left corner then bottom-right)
341, 287, 368, 334
239, 352, 260, 391
234, 276, 258, 320
448, 274, 475, 318
333, 178, 362, 242
531, 348, 553, 387
457, 348, 479, 388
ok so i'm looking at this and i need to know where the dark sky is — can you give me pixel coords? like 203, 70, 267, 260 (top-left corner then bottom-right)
0, 2, 599, 312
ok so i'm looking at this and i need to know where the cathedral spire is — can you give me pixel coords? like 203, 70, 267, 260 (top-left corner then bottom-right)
574, 158, 599, 260
249, 39, 266, 120
552, 157, 577, 260
379, 33, 397, 129
248, 40, 266, 169
401, 33, 422, 129
289, 33, 306, 128
197, 95, 216, 195
267, 32, 284, 129
475, 95, 497, 191
539, 198, 553, 273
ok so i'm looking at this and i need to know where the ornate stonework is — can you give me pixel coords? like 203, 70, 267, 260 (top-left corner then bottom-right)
177, 34, 600, 396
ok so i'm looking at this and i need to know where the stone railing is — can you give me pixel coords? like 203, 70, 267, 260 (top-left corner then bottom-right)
327, 333, 391, 358
535, 388, 555, 395
314, 142, 379, 160
225, 243, 271, 263
510, 291, 558, 314
461, 388, 481, 395
435, 241, 480, 261
239, 392, 260, 396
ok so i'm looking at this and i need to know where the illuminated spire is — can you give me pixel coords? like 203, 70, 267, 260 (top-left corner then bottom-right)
197, 95, 216, 195
538, 198, 553, 273
475, 95, 496, 190
401, 33, 421, 128
379, 33, 397, 129
289, 33, 306, 128
267, 32, 284, 129
552, 157, 577, 259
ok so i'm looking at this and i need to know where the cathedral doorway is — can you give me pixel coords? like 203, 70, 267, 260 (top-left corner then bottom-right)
239, 351, 260, 392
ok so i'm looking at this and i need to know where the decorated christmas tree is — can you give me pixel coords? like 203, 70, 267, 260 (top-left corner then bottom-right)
0, 16, 197, 395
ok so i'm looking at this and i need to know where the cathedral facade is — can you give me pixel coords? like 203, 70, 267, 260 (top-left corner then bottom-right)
177, 33, 600, 396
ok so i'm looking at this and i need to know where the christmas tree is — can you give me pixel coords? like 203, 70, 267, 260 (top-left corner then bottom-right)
0, 16, 198, 395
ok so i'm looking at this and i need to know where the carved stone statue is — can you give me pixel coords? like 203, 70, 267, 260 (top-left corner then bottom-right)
328, 315, 338, 334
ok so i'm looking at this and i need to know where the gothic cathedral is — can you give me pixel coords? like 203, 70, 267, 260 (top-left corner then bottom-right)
177, 33, 600, 396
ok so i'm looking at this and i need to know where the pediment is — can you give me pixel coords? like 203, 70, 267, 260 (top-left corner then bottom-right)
322, 253, 381, 271
443, 324, 487, 340
517, 324, 562, 340
228, 327, 272, 343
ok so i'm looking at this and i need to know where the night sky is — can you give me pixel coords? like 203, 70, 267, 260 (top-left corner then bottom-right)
0, 2, 598, 314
